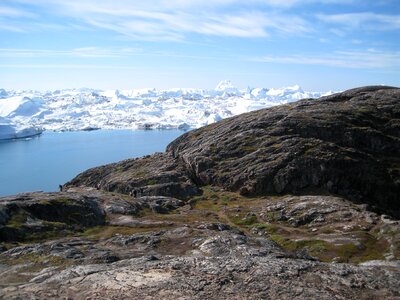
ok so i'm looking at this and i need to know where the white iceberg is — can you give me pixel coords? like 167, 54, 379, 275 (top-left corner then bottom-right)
0, 89, 7, 99
214, 80, 241, 96
0, 117, 42, 140
0, 95, 44, 118
0, 82, 334, 136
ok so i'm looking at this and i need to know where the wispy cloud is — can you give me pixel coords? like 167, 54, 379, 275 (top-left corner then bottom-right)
0, 5, 36, 18
10, 0, 356, 10
0, 47, 228, 61
0, 47, 142, 58
0, 22, 28, 33
0, 16, 70, 33
318, 12, 400, 31
0, 5, 37, 32
81, 9, 311, 40
0, 64, 140, 69
4, 0, 313, 39
253, 49, 400, 69
72, 47, 126, 58
139, 0, 355, 9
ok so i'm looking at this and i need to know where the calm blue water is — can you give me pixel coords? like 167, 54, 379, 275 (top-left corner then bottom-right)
0, 130, 184, 196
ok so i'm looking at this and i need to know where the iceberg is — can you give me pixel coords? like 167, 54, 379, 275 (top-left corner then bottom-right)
0, 89, 7, 99
214, 80, 241, 96
0, 117, 42, 140
0, 82, 334, 138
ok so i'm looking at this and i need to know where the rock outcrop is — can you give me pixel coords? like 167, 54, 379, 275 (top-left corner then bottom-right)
66, 152, 200, 199
0, 189, 185, 242
67, 86, 400, 217
3, 244, 400, 299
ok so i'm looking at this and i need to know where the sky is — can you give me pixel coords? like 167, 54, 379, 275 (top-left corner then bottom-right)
0, 0, 399, 91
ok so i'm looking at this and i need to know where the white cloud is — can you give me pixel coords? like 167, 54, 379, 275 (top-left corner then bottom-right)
0, 5, 36, 18
0, 22, 27, 32
72, 47, 121, 58
78, 7, 310, 40
0, 47, 142, 58
2, 0, 395, 42
4, 46, 398, 70
4, 0, 312, 39
0, 64, 139, 69
253, 49, 400, 69
0, 20, 70, 33
0, 47, 255, 74
0, 47, 228, 61
10, 0, 355, 10
318, 12, 400, 31
144, 0, 356, 9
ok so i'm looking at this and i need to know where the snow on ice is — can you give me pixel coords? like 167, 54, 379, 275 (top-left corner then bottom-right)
0, 81, 333, 140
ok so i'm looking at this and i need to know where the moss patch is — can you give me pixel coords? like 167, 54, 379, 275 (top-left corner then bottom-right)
146, 179, 158, 186
80, 225, 163, 240
39, 197, 74, 206
240, 146, 258, 152
261, 228, 389, 263
6, 210, 29, 228
0, 252, 71, 285
232, 215, 258, 226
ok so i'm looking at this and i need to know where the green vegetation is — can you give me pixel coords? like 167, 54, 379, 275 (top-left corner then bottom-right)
2, 209, 69, 243
240, 146, 258, 152
272, 143, 282, 149
81, 225, 162, 240
0, 252, 71, 285
191, 186, 241, 210
39, 197, 73, 206
146, 179, 158, 186
6, 210, 29, 228
136, 207, 153, 217
275, 237, 328, 257
254, 224, 389, 263
357, 106, 374, 113
234, 215, 258, 226
2, 185, 398, 267
1, 251, 68, 267
253, 223, 280, 234
187, 186, 396, 264
265, 211, 280, 222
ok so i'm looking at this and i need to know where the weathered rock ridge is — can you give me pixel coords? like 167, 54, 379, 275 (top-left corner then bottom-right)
67, 86, 400, 217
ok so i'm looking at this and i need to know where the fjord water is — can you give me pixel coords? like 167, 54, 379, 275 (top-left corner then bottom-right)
0, 129, 184, 197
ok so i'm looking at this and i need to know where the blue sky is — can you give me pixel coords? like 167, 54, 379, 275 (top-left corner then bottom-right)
0, 0, 399, 91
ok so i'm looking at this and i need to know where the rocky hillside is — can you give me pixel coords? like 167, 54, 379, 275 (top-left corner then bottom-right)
1, 86, 399, 299
67, 86, 400, 217
1, 187, 400, 299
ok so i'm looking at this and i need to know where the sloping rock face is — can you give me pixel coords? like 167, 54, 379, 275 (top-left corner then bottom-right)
67, 86, 400, 217
0, 192, 105, 242
66, 152, 200, 200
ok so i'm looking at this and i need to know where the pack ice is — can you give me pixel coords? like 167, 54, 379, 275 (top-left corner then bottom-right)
0, 81, 333, 140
